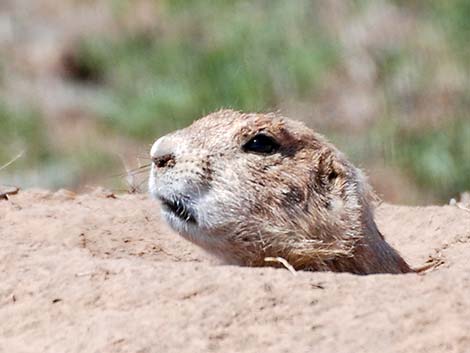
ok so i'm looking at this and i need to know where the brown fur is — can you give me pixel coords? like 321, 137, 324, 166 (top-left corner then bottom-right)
149, 110, 412, 275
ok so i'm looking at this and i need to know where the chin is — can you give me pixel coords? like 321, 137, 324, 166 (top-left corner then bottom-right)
162, 209, 197, 235
162, 207, 225, 251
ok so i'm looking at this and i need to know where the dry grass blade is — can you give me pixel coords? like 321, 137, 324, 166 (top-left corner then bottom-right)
264, 257, 297, 276
0, 151, 24, 172
449, 196, 470, 213
415, 255, 445, 274
456, 204, 470, 213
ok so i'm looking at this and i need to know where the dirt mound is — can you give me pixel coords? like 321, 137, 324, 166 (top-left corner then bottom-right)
1, 189, 470, 353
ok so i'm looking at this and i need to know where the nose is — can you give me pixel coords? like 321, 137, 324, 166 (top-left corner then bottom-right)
150, 136, 176, 169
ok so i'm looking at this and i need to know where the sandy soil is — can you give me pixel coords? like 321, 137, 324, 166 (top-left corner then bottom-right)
1, 189, 470, 353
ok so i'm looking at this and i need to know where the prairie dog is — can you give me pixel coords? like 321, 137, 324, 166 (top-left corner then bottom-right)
149, 110, 411, 274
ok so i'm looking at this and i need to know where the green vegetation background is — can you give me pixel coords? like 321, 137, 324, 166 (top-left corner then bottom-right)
1, 0, 469, 204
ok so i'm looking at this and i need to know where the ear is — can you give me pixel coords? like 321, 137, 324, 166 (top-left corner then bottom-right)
317, 149, 348, 189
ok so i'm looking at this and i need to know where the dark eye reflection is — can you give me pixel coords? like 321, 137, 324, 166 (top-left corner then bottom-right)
242, 134, 280, 154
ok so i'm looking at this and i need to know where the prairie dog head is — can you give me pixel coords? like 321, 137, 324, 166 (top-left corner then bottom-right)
148, 109, 375, 268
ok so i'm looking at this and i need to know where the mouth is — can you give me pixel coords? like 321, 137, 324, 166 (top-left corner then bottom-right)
159, 197, 197, 224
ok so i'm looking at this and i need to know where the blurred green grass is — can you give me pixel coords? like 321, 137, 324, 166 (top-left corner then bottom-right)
79, 1, 337, 138
0, 101, 116, 189
0, 102, 52, 168
1, 0, 469, 203
396, 118, 470, 199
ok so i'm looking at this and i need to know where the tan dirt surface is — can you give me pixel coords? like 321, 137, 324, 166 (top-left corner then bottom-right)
1, 189, 470, 353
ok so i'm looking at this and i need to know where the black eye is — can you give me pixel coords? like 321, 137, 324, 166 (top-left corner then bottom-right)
242, 134, 280, 154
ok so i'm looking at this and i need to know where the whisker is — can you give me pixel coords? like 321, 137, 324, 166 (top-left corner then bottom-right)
129, 168, 152, 176
129, 163, 152, 171
107, 166, 151, 179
